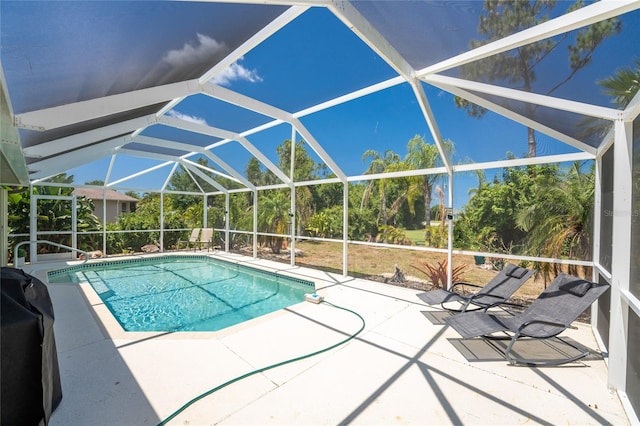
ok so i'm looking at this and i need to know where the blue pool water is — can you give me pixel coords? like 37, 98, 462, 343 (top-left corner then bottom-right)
48, 256, 313, 332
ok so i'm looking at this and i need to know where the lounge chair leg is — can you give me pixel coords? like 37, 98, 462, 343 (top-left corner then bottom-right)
504, 335, 591, 367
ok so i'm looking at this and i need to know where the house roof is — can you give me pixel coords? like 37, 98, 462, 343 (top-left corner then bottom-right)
74, 188, 138, 202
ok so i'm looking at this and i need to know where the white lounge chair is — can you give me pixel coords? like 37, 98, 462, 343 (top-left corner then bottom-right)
197, 228, 214, 251
177, 228, 200, 250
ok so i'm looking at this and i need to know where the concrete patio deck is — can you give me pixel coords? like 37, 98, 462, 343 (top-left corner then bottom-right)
29, 252, 628, 425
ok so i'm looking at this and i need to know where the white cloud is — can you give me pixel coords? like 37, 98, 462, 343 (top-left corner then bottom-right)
163, 33, 227, 67
167, 110, 208, 126
162, 34, 262, 87
210, 60, 263, 86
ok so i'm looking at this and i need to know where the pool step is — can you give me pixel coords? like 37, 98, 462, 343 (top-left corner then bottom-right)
81, 271, 115, 299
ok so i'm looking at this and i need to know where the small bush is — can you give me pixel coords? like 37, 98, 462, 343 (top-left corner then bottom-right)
411, 259, 467, 289
375, 225, 413, 245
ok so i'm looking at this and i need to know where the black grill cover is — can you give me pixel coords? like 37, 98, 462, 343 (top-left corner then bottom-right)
1, 267, 62, 425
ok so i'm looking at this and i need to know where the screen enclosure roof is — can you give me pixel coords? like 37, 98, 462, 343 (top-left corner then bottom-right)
1, 0, 639, 194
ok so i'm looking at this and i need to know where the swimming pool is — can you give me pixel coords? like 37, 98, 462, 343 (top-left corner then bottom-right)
48, 256, 314, 332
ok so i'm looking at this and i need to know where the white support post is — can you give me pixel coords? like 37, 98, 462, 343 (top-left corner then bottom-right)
591, 150, 604, 327
253, 190, 258, 259
160, 192, 164, 252
102, 187, 108, 255
29, 186, 36, 261
103, 155, 115, 255
290, 126, 296, 267
447, 173, 454, 289
203, 194, 208, 229
72, 196, 77, 253
607, 119, 633, 392
0, 187, 7, 267
343, 182, 349, 277
225, 194, 230, 252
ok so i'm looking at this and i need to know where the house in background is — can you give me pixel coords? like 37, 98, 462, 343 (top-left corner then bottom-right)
74, 188, 138, 223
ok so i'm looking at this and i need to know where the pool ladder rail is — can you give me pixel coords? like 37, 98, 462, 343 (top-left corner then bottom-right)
13, 240, 89, 268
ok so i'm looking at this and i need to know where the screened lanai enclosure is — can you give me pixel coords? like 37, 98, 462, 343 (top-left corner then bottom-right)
1, 0, 639, 422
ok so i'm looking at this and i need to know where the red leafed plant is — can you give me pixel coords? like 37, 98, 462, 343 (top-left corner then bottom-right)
411, 259, 467, 290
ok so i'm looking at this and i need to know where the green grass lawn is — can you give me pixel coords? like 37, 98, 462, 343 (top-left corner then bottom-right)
403, 229, 425, 246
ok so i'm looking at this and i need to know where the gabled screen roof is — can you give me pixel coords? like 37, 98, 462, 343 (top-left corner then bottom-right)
1, 1, 638, 196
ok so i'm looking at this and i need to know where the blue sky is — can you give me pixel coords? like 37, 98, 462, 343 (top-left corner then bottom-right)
64, 3, 639, 208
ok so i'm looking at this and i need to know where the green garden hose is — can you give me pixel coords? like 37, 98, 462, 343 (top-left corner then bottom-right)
157, 300, 365, 426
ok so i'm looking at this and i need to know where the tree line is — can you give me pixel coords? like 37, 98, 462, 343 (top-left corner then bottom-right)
2, 135, 593, 275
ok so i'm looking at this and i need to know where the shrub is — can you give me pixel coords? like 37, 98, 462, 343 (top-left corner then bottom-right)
411, 259, 467, 289
375, 225, 413, 245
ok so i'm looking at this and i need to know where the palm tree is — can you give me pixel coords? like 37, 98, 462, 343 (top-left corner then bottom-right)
277, 140, 317, 238
404, 135, 451, 246
543, 61, 640, 279
599, 58, 640, 108
578, 59, 640, 140
467, 169, 486, 198
516, 161, 594, 282
360, 149, 401, 225
257, 190, 290, 254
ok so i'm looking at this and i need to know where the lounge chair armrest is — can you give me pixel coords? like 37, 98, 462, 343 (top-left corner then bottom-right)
485, 300, 527, 311
450, 281, 484, 293
467, 293, 504, 301
478, 298, 521, 312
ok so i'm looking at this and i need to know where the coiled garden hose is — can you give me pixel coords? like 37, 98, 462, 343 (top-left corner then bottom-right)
157, 300, 365, 426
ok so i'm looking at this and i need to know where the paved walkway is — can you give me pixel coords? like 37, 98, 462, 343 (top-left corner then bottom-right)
30, 253, 628, 425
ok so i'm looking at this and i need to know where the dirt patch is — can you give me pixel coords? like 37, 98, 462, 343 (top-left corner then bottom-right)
237, 241, 591, 323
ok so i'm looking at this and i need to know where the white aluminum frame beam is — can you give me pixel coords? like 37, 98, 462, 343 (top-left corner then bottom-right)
21, 116, 154, 158
416, 0, 640, 77
328, 0, 456, 182
202, 83, 291, 121
232, 136, 292, 183
202, 83, 347, 181
133, 135, 255, 190
182, 158, 240, 185
184, 166, 205, 194
329, 1, 453, 176
104, 154, 117, 186
14, 80, 200, 131
199, 5, 311, 84
27, 137, 130, 179
162, 163, 181, 192
159, 115, 290, 184
329, 0, 414, 79
117, 148, 185, 164
107, 161, 174, 188
423, 74, 621, 121
429, 81, 598, 155
134, 135, 206, 154
201, 151, 256, 190
291, 118, 347, 182
188, 0, 329, 5
348, 166, 448, 183
183, 162, 228, 194
294, 76, 405, 118
410, 79, 453, 173
186, 75, 406, 155
452, 152, 594, 173
623, 90, 640, 122
607, 119, 633, 392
